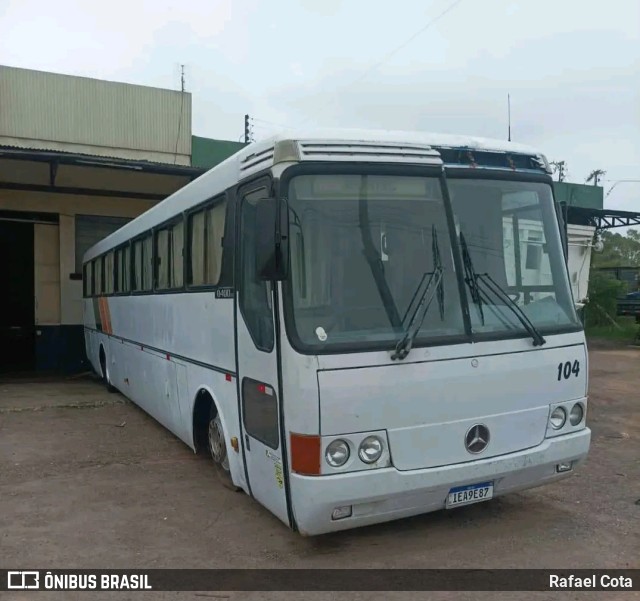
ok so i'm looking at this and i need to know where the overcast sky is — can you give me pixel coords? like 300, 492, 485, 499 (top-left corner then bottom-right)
1, 0, 638, 215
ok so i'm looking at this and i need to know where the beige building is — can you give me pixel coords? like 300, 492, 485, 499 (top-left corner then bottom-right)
0, 65, 243, 374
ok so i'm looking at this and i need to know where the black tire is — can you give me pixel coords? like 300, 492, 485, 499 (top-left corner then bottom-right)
99, 348, 117, 393
207, 404, 240, 491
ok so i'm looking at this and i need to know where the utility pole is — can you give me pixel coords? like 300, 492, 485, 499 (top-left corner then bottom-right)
550, 160, 566, 182
507, 93, 511, 142
586, 169, 606, 186
244, 114, 251, 144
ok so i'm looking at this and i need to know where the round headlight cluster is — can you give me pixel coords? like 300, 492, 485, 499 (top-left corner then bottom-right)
325, 439, 350, 467
569, 402, 584, 426
550, 406, 567, 430
358, 436, 383, 464
325, 436, 385, 468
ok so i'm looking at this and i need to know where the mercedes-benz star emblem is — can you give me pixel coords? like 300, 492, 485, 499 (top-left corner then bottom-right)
465, 424, 490, 454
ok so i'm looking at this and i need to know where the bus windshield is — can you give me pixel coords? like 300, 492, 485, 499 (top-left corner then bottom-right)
447, 177, 579, 336
284, 171, 580, 353
285, 172, 465, 350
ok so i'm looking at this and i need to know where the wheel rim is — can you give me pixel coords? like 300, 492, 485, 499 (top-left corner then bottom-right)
208, 415, 229, 471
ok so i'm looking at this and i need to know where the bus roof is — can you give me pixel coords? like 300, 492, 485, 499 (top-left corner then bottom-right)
83, 128, 544, 263
263, 128, 542, 154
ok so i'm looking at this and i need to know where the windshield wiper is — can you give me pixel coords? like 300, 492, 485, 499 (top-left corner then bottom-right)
459, 232, 485, 325
391, 225, 444, 361
358, 176, 402, 328
459, 232, 546, 347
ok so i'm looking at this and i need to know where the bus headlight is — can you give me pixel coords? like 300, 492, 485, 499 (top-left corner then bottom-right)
325, 439, 350, 467
549, 406, 567, 430
358, 436, 383, 464
569, 402, 584, 426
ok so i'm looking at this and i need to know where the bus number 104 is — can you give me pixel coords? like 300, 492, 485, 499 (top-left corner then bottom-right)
557, 360, 580, 381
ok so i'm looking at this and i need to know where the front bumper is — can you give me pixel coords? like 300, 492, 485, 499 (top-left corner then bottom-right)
290, 428, 591, 536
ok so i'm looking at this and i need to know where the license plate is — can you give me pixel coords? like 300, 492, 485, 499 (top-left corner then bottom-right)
446, 481, 494, 509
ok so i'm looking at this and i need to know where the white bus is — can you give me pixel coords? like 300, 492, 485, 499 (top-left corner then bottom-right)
83, 129, 590, 535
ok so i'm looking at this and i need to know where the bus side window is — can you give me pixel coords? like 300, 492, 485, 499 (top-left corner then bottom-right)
104, 252, 115, 295
93, 257, 103, 296
115, 245, 131, 293
239, 189, 274, 352
132, 239, 143, 291
122, 245, 131, 292
156, 227, 171, 289
83, 262, 92, 297
189, 198, 226, 287
156, 220, 184, 290
142, 234, 153, 291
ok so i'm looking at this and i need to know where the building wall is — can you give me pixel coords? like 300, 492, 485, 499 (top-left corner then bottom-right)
1, 65, 192, 165
0, 189, 155, 325
0, 67, 210, 373
553, 182, 603, 210
191, 135, 246, 169
0, 189, 157, 372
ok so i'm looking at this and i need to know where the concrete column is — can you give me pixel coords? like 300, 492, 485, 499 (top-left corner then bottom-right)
59, 213, 83, 325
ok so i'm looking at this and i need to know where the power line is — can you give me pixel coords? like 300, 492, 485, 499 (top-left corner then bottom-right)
250, 116, 290, 129
605, 179, 640, 198
295, 0, 466, 128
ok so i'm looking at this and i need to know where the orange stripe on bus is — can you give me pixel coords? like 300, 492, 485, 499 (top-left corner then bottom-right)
97, 297, 106, 331
104, 297, 113, 335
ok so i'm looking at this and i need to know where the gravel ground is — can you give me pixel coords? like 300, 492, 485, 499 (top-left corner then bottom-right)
1, 344, 638, 601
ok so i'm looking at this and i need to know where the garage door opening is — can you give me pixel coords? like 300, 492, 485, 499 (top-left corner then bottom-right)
0, 220, 35, 373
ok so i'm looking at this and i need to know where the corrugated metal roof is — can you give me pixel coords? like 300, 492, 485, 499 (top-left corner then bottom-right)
0, 145, 203, 176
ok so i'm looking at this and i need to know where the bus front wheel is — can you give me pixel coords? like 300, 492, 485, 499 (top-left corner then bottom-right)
207, 406, 240, 492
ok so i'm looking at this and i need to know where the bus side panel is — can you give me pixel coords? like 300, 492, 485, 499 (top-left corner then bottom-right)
82, 291, 244, 486
109, 341, 180, 438
89, 325, 246, 490
84, 327, 95, 373
106, 293, 236, 374
120, 354, 246, 490
83, 298, 99, 374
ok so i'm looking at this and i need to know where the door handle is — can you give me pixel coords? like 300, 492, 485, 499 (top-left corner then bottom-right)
245, 434, 251, 451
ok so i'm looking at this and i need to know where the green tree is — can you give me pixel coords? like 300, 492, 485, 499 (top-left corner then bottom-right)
585, 272, 627, 327
592, 229, 640, 267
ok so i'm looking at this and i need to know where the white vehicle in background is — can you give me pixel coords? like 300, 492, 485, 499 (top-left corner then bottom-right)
83, 129, 590, 535
565, 223, 597, 309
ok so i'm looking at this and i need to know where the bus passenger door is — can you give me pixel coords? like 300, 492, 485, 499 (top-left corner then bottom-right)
235, 184, 290, 526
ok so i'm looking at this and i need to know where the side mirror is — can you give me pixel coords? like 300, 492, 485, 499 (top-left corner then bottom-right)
256, 197, 289, 281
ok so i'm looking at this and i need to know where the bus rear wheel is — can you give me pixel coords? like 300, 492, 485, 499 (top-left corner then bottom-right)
99, 347, 117, 393
207, 406, 239, 492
